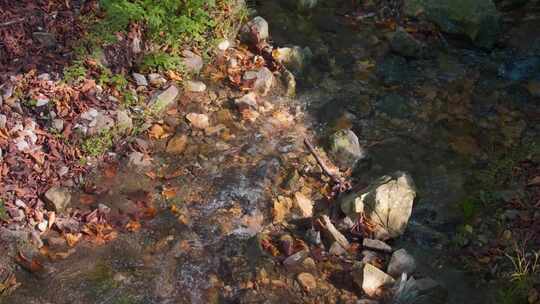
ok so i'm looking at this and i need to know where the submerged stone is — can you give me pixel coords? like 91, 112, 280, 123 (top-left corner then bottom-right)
328, 129, 367, 170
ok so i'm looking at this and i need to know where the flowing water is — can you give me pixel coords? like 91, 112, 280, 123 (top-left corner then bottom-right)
4, 0, 540, 303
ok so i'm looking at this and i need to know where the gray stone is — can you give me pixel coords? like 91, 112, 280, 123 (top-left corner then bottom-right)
360, 264, 395, 297
274, 46, 313, 73
321, 215, 350, 249
240, 16, 269, 44
251, 67, 274, 96
283, 250, 309, 267
116, 110, 133, 133
185, 80, 206, 92
35, 97, 49, 107
32, 32, 57, 48
357, 300, 379, 304
132, 73, 148, 86
151, 85, 180, 113
0, 114, 7, 129
363, 238, 392, 253
128, 151, 151, 168
44, 187, 71, 213
328, 129, 367, 169
181, 50, 204, 74
387, 249, 416, 277
403, 0, 501, 48
329, 242, 347, 256
148, 73, 167, 87
361, 250, 381, 265
90, 112, 115, 135
340, 172, 416, 240
390, 28, 425, 58
52, 119, 64, 132
235, 92, 258, 109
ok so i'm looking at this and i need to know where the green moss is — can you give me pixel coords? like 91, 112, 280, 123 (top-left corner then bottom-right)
87, 263, 119, 296
82, 130, 114, 157
0, 199, 8, 221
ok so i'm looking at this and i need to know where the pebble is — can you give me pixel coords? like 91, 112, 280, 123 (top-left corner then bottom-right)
284, 250, 309, 267
185, 80, 207, 92
186, 113, 210, 129
148, 73, 167, 87
387, 249, 416, 277
0, 114, 7, 129
132, 73, 148, 86
297, 272, 317, 292
52, 119, 64, 131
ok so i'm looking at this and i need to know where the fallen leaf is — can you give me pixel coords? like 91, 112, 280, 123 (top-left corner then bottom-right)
148, 124, 167, 139
162, 187, 177, 199
65, 232, 82, 247
16, 251, 43, 273
79, 194, 96, 205
126, 219, 141, 232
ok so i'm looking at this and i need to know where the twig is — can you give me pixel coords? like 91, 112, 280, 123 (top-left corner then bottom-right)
0, 18, 25, 27
303, 138, 341, 184
303, 138, 352, 196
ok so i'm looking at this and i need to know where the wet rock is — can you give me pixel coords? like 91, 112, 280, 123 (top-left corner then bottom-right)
357, 300, 379, 304
403, 0, 501, 48
274, 46, 312, 74
297, 272, 317, 292
32, 32, 57, 48
340, 172, 416, 240
132, 73, 148, 86
360, 264, 396, 297
390, 28, 425, 58
116, 110, 132, 133
185, 80, 206, 92
387, 249, 416, 277
321, 215, 350, 249
361, 250, 380, 265
186, 113, 210, 129
166, 134, 188, 154
182, 50, 203, 74
148, 73, 167, 87
293, 192, 313, 218
363, 238, 392, 253
240, 16, 269, 44
44, 187, 71, 213
376, 94, 412, 119
151, 85, 179, 113
305, 228, 321, 245
498, 56, 540, 81
328, 129, 367, 169
283, 69, 296, 97
329, 242, 346, 256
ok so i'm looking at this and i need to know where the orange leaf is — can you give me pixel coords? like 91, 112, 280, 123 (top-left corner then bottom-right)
79, 194, 96, 205
148, 124, 167, 140
65, 232, 82, 247
16, 252, 43, 273
162, 187, 177, 200
126, 220, 141, 232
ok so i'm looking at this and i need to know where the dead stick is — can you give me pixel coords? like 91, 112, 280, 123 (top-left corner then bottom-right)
304, 138, 342, 184
0, 18, 25, 27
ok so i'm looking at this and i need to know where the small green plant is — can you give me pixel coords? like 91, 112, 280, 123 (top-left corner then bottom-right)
141, 52, 185, 72
0, 199, 8, 221
63, 61, 88, 84
505, 243, 540, 283
82, 130, 114, 157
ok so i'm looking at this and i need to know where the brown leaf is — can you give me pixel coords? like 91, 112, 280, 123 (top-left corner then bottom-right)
64, 232, 82, 247
126, 219, 141, 232
162, 187, 177, 200
148, 124, 168, 140
79, 194, 96, 205
16, 251, 43, 273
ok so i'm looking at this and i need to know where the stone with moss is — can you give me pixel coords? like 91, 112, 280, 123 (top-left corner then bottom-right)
328, 129, 367, 169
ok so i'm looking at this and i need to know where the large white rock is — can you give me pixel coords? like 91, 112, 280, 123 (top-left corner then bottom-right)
341, 171, 416, 240
361, 264, 395, 297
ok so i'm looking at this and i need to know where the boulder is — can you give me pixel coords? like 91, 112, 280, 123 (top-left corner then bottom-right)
403, 0, 501, 48
387, 249, 416, 277
359, 264, 395, 297
328, 129, 367, 169
340, 171, 416, 240
44, 187, 71, 213
245, 67, 274, 96
240, 17, 269, 44
150, 85, 179, 113
390, 28, 425, 58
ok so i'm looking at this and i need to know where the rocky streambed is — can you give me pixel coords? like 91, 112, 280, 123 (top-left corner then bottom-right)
2, 0, 540, 303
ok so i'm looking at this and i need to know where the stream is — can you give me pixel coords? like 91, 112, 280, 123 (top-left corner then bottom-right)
4, 0, 540, 303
